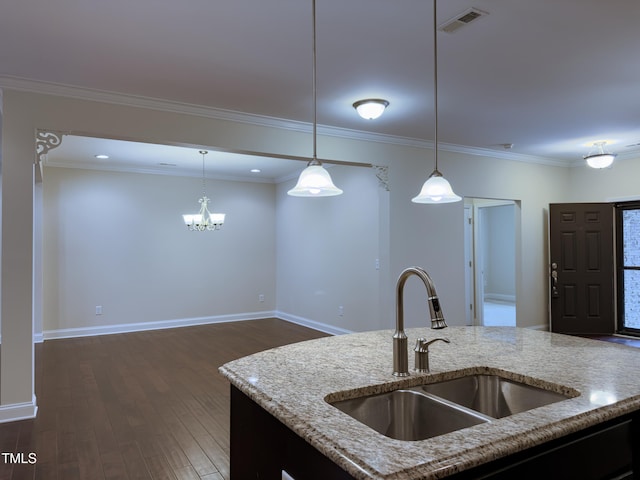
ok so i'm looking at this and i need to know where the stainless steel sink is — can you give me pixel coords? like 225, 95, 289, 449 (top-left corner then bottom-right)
328, 372, 576, 441
330, 389, 490, 441
417, 374, 570, 419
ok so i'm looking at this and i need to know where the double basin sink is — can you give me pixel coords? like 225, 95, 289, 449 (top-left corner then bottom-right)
328, 371, 578, 441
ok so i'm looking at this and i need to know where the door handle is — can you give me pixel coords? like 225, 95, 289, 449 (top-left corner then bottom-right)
550, 263, 559, 298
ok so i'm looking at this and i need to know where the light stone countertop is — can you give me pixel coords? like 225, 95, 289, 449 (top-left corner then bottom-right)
219, 327, 640, 479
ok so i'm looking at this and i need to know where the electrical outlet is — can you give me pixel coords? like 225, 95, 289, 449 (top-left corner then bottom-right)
338, 306, 344, 316
95, 305, 103, 315
258, 294, 265, 303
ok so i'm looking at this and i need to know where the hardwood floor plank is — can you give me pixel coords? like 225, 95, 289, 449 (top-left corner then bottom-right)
192, 435, 229, 479
156, 433, 191, 472
56, 462, 80, 480
32, 430, 56, 465
55, 431, 76, 465
100, 451, 129, 480
75, 429, 105, 480
33, 462, 56, 480
144, 455, 177, 480
171, 466, 201, 480
119, 442, 152, 480
0, 319, 328, 479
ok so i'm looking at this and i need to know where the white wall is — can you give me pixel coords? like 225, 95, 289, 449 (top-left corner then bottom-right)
276, 165, 384, 332
483, 204, 516, 300
388, 151, 570, 330
42, 166, 276, 336
566, 157, 640, 202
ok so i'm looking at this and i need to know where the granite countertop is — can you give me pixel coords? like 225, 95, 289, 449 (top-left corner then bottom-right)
219, 327, 640, 479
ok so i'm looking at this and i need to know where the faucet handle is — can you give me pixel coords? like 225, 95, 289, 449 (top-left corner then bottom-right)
414, 337, 450, 373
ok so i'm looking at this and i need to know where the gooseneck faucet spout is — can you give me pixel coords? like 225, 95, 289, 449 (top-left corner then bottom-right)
393, 266, 448, 377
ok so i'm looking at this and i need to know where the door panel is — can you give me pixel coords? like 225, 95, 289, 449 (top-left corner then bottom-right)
550, 203, 614, 334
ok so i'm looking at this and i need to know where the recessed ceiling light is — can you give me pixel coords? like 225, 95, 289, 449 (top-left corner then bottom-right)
250, 168, 261, 173
94, 154, 109, 159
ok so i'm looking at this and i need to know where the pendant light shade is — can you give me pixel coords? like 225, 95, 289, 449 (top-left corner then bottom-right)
413, 0, 461, 205
412, 169, 462, 203
287, 161, 343, 197
287, 0, 343, 198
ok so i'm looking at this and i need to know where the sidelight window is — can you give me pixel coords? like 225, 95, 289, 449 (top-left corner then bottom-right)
617, 202, 640, 334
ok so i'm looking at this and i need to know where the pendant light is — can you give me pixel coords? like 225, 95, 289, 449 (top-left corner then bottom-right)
584, 141, 616, 169
288, 0, 343, 197
412, 0, 461, 204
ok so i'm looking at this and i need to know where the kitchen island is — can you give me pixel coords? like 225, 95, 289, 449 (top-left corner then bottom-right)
219, 327, 640, 479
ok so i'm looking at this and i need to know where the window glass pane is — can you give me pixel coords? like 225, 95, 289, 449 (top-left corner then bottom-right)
623, 270, 640, 329
622, 210, 640, 266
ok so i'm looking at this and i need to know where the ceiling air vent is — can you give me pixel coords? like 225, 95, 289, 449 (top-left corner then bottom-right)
439, 8, 488, 33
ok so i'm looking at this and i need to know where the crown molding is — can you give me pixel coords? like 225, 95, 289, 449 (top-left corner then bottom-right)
1, 75, 567, 167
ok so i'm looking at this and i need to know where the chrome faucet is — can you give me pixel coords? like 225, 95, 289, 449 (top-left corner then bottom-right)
393, 267, 449, 377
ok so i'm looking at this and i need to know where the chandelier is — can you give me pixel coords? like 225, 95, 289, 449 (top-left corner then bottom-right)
182, 150, 226, 231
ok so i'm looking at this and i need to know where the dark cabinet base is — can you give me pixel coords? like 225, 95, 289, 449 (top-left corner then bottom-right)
230, 386, 353, 479
230, 385, 639, 479
449, 414, 638, 480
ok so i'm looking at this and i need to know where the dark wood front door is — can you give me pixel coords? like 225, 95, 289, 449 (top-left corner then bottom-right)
549, 203, 615, 334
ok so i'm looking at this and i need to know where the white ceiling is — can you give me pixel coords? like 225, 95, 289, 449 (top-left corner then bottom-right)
42, 135, 310, 183
2, 0, 640, 179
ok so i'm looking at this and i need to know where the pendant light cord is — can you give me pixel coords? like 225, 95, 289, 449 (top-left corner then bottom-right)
312, 0, 318, 163
433, 0, 439, 173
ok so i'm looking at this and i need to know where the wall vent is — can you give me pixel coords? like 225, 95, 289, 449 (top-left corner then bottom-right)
439, 8, 488, 33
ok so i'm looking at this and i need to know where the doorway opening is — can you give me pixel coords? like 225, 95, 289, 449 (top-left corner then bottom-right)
616, 201, 640, 336
464, 198, 519, 327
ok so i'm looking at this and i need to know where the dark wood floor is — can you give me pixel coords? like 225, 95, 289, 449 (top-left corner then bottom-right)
587, 334, 640, 348
0, 318, 328, 480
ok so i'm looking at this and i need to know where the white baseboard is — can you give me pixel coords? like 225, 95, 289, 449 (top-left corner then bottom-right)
42, 311, 277, 340
41, 310, 349, 341
0, 395, 38, 424
275, 311, 352, 336
484, 293, 516, 303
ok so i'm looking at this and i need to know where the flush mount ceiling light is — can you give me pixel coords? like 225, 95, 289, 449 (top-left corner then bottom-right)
353, 99, 389, 120
584, 141, 617, 169
412, 0, 461, 204
288, 0, 343, 197
182, 150, 226, 231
